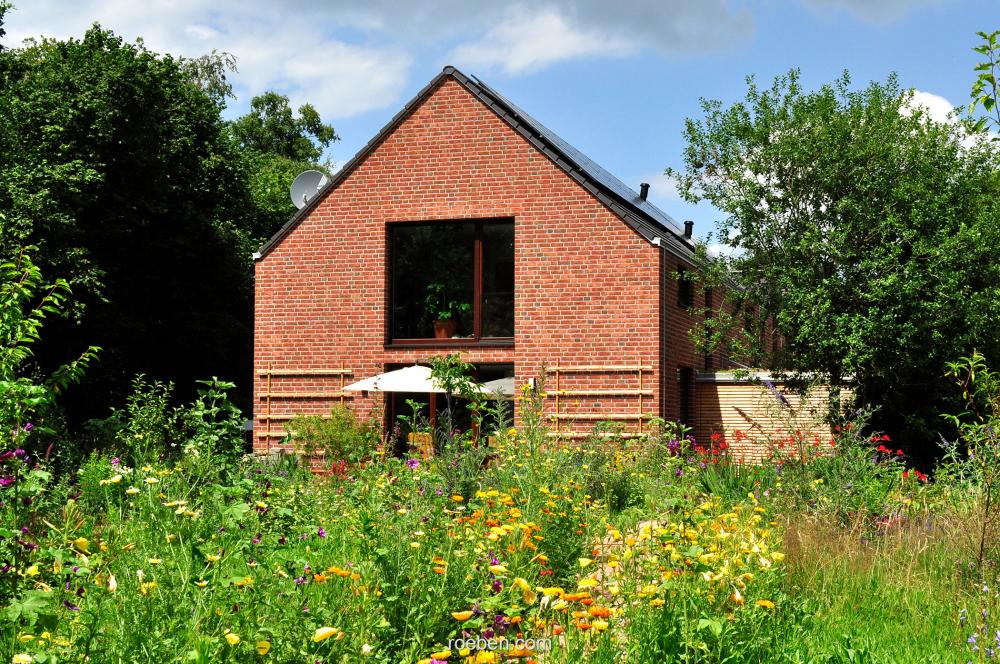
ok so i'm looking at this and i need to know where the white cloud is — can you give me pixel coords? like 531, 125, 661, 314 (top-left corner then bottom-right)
450, 7, 634, 75
3, 0, 412, 120
903, 89, 957, 123
448, 1, 753, 74
2, 1, 753, 121
804, 0, 943, 23
901, 89, 999, 146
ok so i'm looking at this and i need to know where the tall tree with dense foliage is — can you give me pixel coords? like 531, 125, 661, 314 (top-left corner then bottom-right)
230, 92, 338, 242
0, 26, 254, 416
669, 70, 1000, 453
0, 22, 338, 421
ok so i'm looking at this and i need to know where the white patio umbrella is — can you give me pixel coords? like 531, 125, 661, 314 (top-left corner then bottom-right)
343, 365, 447, 393
478, 376, 515, 398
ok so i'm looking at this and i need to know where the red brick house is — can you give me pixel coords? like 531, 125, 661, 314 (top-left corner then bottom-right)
252, 66, 737, 454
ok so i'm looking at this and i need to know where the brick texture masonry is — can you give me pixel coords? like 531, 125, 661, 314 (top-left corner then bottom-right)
253, 76, 725, 454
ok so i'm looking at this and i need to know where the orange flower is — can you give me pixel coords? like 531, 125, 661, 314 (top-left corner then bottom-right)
589, 606, 611, 619
451, 611, 475, 621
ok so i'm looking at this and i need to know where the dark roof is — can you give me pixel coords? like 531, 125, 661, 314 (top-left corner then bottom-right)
255, 66, 694, 260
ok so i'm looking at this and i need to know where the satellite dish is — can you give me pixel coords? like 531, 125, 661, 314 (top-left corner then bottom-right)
290, 170, 330, 209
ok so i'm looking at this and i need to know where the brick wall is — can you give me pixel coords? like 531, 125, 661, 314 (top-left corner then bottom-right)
253, 78, 665, 452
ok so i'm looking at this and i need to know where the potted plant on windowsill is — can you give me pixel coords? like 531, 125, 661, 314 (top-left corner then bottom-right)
425, 282, 471, 339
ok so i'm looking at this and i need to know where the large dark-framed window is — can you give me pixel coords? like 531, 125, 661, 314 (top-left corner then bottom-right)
388, 219, 514, 345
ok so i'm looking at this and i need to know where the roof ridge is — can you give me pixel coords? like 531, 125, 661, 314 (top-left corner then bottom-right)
254, 66, 692, 261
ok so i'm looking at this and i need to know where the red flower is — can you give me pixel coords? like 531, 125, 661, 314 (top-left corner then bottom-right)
902, 470, 910, 479
881, 434, 891, 441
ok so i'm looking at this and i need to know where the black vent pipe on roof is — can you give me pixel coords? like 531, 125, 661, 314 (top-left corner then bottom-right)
639, 182, 650, 200
684, 220, 694, 238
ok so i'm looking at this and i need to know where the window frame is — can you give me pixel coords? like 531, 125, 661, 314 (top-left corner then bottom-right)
386, 218, 514, 348
677, 266, 694, 309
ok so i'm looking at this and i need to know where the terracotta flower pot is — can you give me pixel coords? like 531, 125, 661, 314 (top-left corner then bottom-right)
433, 319, 458, 339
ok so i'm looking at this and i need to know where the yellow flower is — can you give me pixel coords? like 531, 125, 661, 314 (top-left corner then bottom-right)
125, 486, 140, 495
577, 577, 598, 589
592, 619, 609, 631
650, 598, 665, 607
451, 495, 464, 502
195, 579, 209, 588
148, 558, 162, 565
73, 537, 90, 553
225, 632, 240, 646
771, 552, 785, 563
487, 564, 507, 575
25, 565, 39, 577
313, 626, 339, 642
144, 477, 159, 484
756, 599, 775, 609
256, 641, 271, 655
206, 554, 220, 563
107, 574, 117, 592
451, 610, 475, 621
430, 650, 451, 659
139, 581, 157, 596
13, 654, 33, 663
578, 558, 593, 568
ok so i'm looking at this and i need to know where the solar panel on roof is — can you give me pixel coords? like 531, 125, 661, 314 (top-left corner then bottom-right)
471, 76, 687, 239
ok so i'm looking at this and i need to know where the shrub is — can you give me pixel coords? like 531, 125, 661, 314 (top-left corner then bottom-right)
289, 404, 380, 465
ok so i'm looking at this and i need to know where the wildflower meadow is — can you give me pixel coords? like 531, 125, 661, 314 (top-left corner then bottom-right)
2, 355, 998, 663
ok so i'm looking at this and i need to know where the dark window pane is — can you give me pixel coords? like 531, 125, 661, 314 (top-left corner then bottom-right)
391, 223, 474, 339
481, 222, 514, 337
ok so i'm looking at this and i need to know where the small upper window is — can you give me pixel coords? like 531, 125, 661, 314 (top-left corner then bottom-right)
678, 267, 693, 309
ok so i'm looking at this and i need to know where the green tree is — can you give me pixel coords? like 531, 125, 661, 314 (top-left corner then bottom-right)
0, 26, 253, 416
230, 92, 338, 242
970, 29, 1000, 136
0, 1, 10, 51
231, 91, 337, 163
0, 246, 99, 442
669, 70, 1000, 452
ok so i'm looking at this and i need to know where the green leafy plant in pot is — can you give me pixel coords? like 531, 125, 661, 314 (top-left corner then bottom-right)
424, 282, 471, 339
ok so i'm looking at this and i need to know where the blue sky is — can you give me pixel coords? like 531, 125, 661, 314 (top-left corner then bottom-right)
6, 0, 997, 240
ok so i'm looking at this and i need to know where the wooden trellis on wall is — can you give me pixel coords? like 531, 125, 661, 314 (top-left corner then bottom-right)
544, 363, 653, 440
256, 365, 354, 452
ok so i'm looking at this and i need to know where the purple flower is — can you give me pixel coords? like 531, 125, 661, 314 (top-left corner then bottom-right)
22, 423, 33, 432
0, 476, 15, 488
252, 534, 262, 545
317, 527, 326, 538
111, 456, 120, 466
492, 578, 503, 593
294, 576, 307, 585
405, 458, 420, 470
63, 600, 80, 611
